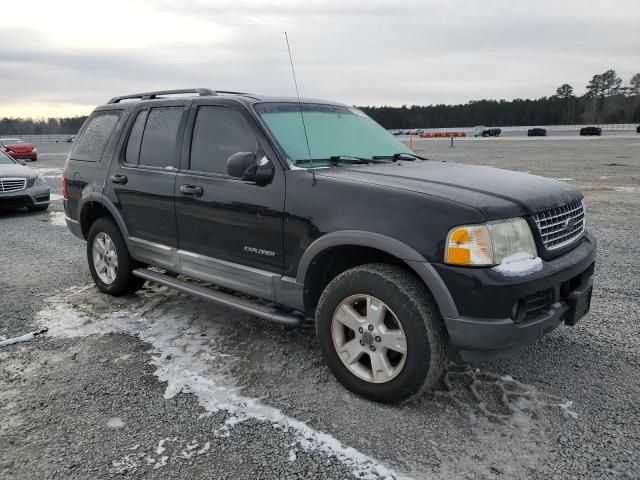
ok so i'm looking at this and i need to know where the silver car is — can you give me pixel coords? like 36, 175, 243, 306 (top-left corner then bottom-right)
0, 150, 50, 212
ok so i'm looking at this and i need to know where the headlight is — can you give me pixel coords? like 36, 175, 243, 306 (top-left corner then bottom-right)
445, 218, 537, 266
34, 174, 47, 186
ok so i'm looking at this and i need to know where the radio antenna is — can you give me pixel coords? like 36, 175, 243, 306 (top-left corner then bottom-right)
284, 32, 312, 165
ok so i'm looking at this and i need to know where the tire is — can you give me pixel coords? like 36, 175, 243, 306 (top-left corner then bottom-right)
27, 204, 48, 212
315, 263, 446, 403
87, 217, 145, 296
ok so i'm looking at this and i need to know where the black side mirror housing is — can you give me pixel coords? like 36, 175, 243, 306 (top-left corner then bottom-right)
227, 152, 274, 184
17, 159, 27, 166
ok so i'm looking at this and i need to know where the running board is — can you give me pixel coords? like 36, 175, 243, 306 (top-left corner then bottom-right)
132, 268, 304, 327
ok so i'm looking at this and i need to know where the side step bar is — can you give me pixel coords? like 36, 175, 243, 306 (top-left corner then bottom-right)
132, 268, 304, 327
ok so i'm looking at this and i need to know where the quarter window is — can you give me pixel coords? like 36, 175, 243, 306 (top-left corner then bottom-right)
72, 110, 121, 161
124, 110, 148, 165
190, 106, 258, 175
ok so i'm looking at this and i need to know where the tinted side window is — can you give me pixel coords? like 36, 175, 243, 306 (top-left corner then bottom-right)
125, 110, 148, 165
190, 106, 257, 175
139, 107, 183, 168
72, 110, 121, 161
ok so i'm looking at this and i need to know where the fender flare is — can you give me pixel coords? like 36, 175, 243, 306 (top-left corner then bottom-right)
77, 193, 130, 239
295, 230, 459, 319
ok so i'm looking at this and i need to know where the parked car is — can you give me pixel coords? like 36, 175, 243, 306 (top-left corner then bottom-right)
0, 138, 38, 161
473, 126, 501, 137
64, 88, 596, 403
580, 127, 602, 136
0, 150, 50, 211
528, 128, 547, 137
66, 135, 76, 143
636, 125, 639, 134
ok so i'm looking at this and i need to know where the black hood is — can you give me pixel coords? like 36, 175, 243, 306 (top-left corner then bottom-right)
315, 161, 582, 220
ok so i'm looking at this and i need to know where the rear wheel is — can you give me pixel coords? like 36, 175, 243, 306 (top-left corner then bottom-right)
87, 217, 145, 296
315, 263, 446, 403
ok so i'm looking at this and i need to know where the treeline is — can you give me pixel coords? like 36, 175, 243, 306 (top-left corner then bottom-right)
360, 70, 640, 128
1, 70, 639, 133
0, 116, 87, 135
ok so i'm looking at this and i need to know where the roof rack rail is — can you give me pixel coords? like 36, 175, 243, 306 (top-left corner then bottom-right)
107, 88, 248, 104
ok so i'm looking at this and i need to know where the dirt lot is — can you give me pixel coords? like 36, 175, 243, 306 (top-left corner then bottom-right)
1, 134, 639, 479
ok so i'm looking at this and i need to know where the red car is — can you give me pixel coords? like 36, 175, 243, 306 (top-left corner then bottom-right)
0, 138, 38, 161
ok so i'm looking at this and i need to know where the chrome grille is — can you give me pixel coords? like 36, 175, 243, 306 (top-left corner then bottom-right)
532, 200, 586, 251
0, 177, 27, 192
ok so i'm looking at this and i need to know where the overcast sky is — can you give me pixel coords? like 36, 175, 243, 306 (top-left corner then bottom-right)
1, 0, 638, 117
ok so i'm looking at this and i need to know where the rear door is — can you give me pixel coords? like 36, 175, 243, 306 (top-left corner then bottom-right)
174, 101, 286, 295
107, 102, 189, 265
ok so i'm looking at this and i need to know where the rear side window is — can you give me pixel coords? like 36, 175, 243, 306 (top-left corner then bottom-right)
72, 111, 121, 161
138, 107, 183, 168
190, 106, 257, 175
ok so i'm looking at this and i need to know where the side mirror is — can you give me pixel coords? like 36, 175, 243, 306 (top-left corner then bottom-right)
18, 159, 27, 166
227, 152, 274, 184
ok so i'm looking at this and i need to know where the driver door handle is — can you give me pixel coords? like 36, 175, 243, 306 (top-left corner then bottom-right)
179, 184, 204, 197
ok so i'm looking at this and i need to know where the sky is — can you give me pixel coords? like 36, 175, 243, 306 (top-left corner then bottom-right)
0, 0, 638, 118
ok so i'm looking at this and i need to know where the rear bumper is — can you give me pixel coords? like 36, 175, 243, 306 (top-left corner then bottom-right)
0, 185, 50, 208
436, 232, 596, 360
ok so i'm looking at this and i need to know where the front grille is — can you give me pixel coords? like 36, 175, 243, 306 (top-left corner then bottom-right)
532, 200, 586, 251
0, 177, 27, 192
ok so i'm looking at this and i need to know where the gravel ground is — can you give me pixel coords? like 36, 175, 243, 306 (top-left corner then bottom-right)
1, 135, 639, 479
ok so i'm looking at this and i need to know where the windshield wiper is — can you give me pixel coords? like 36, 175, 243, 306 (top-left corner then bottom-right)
372, 152, 429, 161
295, 155, 391, 165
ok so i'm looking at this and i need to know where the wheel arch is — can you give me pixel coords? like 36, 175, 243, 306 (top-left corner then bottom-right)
78, 193, 129, 240
296, 230, 459, 319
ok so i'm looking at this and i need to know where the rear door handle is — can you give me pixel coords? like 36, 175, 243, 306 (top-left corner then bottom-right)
110, 174, 128, 185
179, 184, 203, 197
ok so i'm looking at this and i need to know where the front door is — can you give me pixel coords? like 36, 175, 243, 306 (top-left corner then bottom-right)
174, 102, 285, 296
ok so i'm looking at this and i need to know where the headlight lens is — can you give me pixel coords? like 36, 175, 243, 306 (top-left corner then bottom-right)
35, 174, 47, 186
445, 218, 537, 266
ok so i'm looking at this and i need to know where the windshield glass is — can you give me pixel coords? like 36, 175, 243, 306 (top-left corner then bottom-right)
255, 103, 411, 166
0, 151, 16, 164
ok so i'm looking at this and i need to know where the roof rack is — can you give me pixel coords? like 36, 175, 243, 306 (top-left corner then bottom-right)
107, 88, 248, 104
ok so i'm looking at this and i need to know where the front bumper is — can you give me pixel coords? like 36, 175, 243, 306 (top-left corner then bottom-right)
435, 232, 597, 360
0, 185, 50, 209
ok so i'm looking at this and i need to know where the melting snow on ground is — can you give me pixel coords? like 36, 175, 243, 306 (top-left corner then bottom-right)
46, 211, 67, 227
0, 328, 48, 347
36, 285, 401, 480
493, 253, 543, 277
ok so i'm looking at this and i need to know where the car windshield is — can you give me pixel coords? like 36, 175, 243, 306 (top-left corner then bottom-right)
0, 151, 16, 164
255, 103, 412, 166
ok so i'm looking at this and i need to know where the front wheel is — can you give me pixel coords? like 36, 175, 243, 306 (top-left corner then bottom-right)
315, 264, 446, 403
87, 217, 145, 296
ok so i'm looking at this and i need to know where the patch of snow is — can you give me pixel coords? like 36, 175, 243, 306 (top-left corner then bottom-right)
615, 186, 637, 193
107, 417, 125, 429
493, 253, 543, 277
36, 287, 403, 480
288, 449, 297, 462
33, 167, 63, 177
197, 441, 210, 455
154, 455, 168, 469
500, 375, 514, 382
0, 328, 47, 347
47, 211, 67, 227
49, 193, 64, 201
155, 439, 167, 455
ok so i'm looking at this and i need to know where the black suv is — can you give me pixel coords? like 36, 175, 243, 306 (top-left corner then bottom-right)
64, 88, 596, 403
